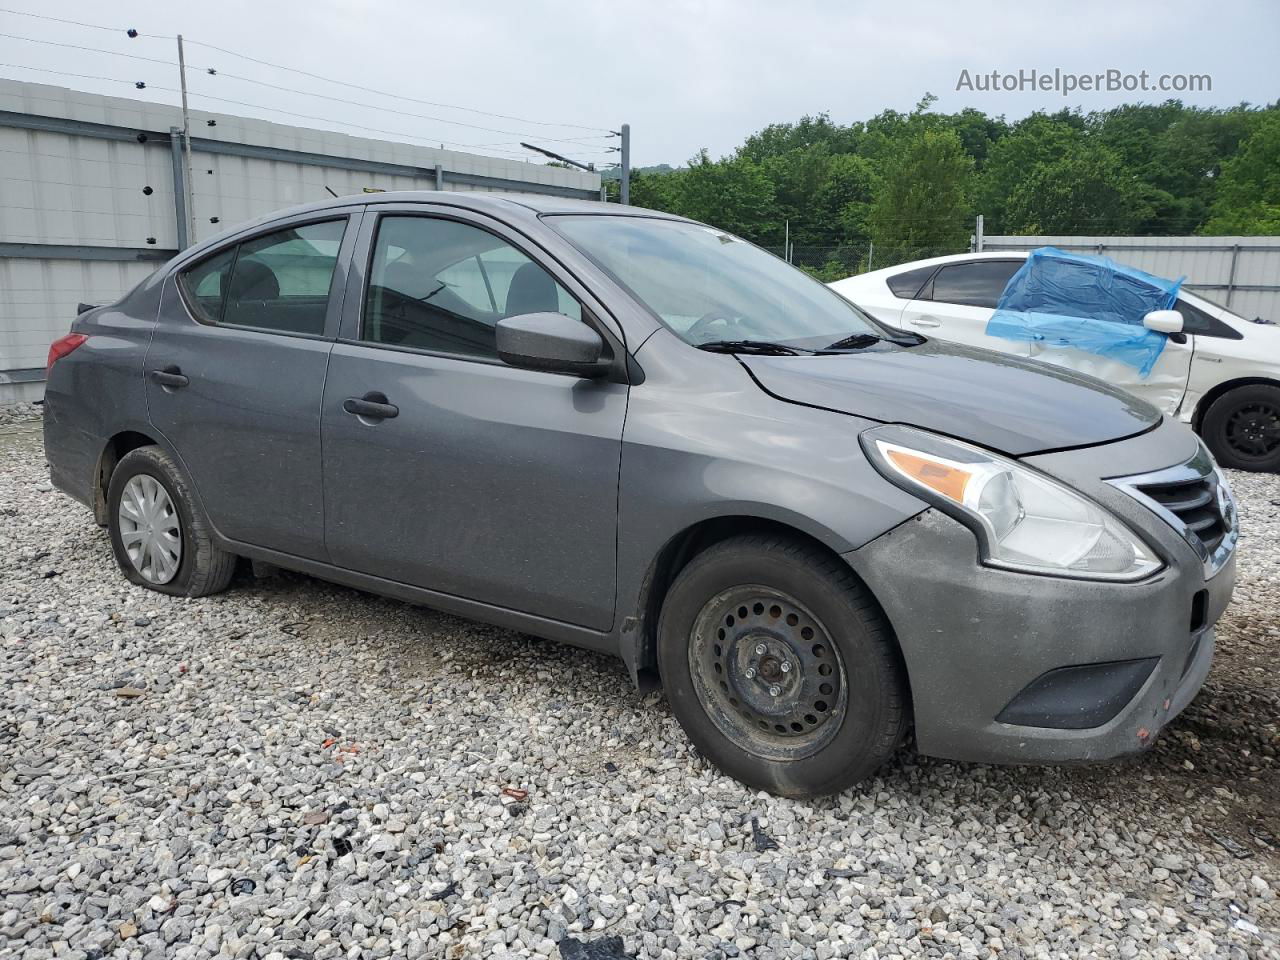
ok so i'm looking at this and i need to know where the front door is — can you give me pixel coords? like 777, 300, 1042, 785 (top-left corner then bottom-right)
1029, 330, 1193, 414
144, 214, 358, 559
320, 209, 627, 631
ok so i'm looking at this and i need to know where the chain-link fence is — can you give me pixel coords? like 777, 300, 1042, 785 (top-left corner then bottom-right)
765, 243, 971, 281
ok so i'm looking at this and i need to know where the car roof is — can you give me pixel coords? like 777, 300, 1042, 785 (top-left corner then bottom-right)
170, 191, 687, 269
236, 190, 678, 221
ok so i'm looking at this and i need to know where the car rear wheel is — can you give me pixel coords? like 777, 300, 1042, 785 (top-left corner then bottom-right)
657, 534, 908, 797
1201, 384, 1280, 473
106, 445, 236, 597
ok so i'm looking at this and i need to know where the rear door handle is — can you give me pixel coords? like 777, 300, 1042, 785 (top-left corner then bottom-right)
908, 317, 941, 328
343, 392, 399, 421
150, 366, 189, 388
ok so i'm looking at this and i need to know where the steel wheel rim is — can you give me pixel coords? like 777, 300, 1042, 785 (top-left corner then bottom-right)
118, 474, 182, 584
688, 585, 848, 762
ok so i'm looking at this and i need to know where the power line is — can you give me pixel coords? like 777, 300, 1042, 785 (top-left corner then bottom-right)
197, 68, 615, 146
0, 8, 613, 134
0, 31, 174, 65
184, 38, 614, 133
0, 7, 153, 37
0, 61, 527, 156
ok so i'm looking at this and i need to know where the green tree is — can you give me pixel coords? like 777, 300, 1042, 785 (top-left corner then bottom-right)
1002, 140, 1151, 234
1204, 112, 1280, 234
667, 150, 776, 241
977, 113, 1085, 230
866, 128, 974, 264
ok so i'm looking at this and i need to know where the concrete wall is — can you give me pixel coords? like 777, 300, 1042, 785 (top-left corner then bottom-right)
0, 79, 602, 400
981, 235, 1280, 324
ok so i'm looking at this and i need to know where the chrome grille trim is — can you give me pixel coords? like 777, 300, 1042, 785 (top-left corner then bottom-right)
1108, 444, 1238, 580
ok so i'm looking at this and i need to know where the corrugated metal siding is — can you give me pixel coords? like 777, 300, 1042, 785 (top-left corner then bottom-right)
0, 78, 602, 396
0, 258, 159, 373
983, 235, 1280, 323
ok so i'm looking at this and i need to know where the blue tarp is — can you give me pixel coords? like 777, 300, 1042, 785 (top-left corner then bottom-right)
986, 247, 1184, 377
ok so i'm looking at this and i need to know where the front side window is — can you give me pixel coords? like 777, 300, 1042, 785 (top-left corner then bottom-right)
548, 215, 882, 348
363, 216, 581, 360
928, 260, 1023, 309
1176, 297, 1244, 340
176, 219, 347, 335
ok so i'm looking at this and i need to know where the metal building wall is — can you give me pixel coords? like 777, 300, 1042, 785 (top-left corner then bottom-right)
0, 79, 602, 401
981, 235, 1280, 324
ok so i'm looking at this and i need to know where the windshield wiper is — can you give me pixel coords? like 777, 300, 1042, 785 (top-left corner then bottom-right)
824, 330, 926, 350
823, 333, 883, 350
696, 339, 815, 356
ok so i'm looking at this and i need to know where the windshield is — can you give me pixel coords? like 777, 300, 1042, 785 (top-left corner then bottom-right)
548, 215, 884, 348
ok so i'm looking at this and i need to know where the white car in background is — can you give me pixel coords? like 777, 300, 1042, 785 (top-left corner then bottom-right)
830, 252, 1280, 472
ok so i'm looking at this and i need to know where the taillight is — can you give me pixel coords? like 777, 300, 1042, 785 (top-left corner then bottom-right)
47, 333, 88, 377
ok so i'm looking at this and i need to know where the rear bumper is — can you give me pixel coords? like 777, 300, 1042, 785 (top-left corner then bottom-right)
844, 506, 1234, 765
42, 393, 97, 511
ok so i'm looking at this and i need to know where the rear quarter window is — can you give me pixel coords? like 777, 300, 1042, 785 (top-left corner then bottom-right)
886, 265, 938, 299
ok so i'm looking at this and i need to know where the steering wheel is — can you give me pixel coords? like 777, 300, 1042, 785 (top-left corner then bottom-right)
685, 311, 737, 342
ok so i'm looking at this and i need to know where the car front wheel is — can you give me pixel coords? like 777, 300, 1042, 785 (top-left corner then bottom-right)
106, 445, 236, 597
657, 534, 908, 797
1201, 383, 1280, 473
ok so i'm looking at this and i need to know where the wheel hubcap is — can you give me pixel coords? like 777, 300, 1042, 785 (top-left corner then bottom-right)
1225, 401, 1280, 459
118, 474, 182, 584
688, 586, 848, 761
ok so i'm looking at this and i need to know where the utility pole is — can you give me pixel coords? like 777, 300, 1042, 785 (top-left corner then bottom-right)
619, 123, 630, 205
975, 213, 985, 252
784, 219, 790, 263
176, 35, 196, 248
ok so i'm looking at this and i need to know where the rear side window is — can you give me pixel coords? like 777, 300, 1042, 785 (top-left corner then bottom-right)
178, 247, 236, 323
886, 264, 937, 299
363, 215, 581, 360
928, 260, 1023, 308
177, 219, 347, 335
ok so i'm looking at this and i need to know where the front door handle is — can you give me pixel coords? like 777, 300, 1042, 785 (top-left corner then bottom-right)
908, 317, 941, 328
343, 392, 399, 421
150, 366, 189, 389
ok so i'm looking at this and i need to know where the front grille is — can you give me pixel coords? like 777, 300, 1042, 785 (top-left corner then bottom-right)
1111, 445, 1237, 579
1135, 474, 1227, 554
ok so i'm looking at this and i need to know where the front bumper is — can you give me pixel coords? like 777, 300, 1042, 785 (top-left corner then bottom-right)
844, 421, 1236, 765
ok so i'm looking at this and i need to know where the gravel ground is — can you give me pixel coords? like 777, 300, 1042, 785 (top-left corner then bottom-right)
1, 414, 1277, 960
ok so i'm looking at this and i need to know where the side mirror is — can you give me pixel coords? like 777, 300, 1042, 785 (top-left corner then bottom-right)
1143, 310, 1184, 335
495, 312, 610, 377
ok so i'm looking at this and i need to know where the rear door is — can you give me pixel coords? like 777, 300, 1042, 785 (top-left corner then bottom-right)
319, 205, 627, 630
144, 210, 360, 559
900, 258, 1029, 356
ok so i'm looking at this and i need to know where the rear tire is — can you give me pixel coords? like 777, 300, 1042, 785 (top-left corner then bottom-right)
1201, 384, 1280, 472
106, 445, 236, 597
657, 534, 908, 798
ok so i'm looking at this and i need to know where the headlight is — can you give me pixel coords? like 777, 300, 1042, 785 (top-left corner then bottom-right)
862, 425, 1162, 581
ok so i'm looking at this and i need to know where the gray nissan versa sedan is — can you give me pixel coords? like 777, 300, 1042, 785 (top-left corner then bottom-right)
43, 192, 1237, 797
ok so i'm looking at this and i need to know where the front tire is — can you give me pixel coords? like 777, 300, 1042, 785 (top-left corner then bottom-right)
106, 445, 236, 597
1201, 384, 1280, 472
657, 534, 908, 797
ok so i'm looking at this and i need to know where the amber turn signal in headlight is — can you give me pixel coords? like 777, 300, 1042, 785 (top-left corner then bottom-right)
863, 425, 1162, 582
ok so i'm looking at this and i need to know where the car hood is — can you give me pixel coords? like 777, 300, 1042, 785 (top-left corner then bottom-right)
740, 340, 1161, 456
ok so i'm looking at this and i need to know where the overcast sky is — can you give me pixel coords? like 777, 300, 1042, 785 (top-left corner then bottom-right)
2, 0, 1277, 168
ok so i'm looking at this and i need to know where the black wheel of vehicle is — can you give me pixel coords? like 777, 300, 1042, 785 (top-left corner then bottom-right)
1202, 384, 1280, 473
657, 534, 908, 797
106, 445, 236, 597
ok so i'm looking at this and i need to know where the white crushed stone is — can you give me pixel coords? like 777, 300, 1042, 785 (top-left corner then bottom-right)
0, 416, 1276, 959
